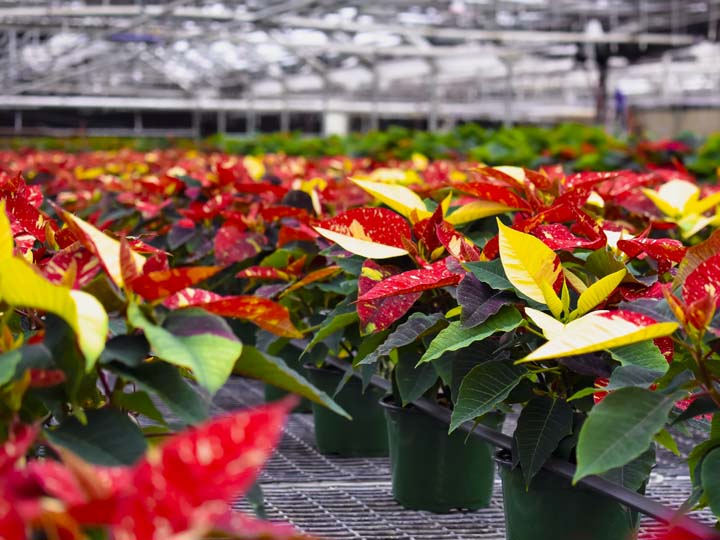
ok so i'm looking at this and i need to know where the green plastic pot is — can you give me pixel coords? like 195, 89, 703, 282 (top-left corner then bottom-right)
304, 364, 388, 457
381, 397, 502, 513
498, 455, 641, 540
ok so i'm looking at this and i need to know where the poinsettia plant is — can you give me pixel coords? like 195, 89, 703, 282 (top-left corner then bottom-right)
0, 398, 305, 540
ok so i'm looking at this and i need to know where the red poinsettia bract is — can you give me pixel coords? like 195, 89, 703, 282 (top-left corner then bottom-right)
0, 399, 305, 540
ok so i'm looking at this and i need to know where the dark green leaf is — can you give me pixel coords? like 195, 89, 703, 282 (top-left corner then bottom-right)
601, 445, 655, 492
45, 408, 147, 465
100, 335, 150, 367
109, 361, 208, 425
607, 365, 664, 391
574, 388, 680, 482
672, 396, 718, 425
701, 447, 720, 517
515, 397, 573, 488
304, 309, 358, 353
450, 360, 527, 432
396, 352, 438, 406
113, 390, 167, 425
458, 273, 514, 328
234, 346, 350, 419
358, 312, 445, 365
609, 341, 669, 373
465, 259, 514, 291
419, 306, 522, 364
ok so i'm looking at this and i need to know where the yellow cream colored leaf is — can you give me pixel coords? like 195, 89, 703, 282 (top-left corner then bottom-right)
561, 279, 571, 315
0, 258, 108, 368
519, 312, 677, 362
446, 201, 516, 225
440, 193, 452, 217
525, 307, 565, 340
497, 220, 561, 305
563, 268, 588, 294
540, 279, 564, 319
0, 202, 12, 259
688, 191, 720, 216
411, 152, 429, 171
576, 269, 627, 316
351, 178, 431, 220
62, 210, 145, 288
313, 226, 409, 259
494, 166, 526, 184
243, 156, 265, 181
586, 191, 605, 208
643, 179, 698, 217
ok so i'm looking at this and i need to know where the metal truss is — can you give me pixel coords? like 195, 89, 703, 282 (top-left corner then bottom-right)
0, 0, 718, 129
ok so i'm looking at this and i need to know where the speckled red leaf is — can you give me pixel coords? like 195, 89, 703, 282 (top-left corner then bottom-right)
358, 258, 463, 301
453, 182, 530, 210
164, 288, 302, 338
316, 208, 412, 250
0, 421, 38, 475
236, 266, 293, 281
435, 221, 481, 262
618, 237, 687, 274
605, 310, 674, 362
178, 193, 233, 221
683, 253, 720, 309
128, 266, 222, 302
413, 203, 445, 255
114, 399, 296, 539
4, 196, 52, 244
214, 225, 267, 266
278, 223, 318, 247
357, 260, 421, 334
125, 237, 165, 255
43, 243, 101, 288
523, 168, 554, 190
532, 224, 600, 251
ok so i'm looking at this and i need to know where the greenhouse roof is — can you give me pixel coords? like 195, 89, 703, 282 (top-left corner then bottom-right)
0, 1, 718, 123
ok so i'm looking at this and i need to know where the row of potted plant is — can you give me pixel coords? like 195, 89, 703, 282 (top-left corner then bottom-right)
4, 121, 716, 174
1, 143, 719, 539
292, 165, 720, 539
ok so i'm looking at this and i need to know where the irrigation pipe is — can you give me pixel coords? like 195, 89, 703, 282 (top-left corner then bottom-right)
324, 356, 720, 540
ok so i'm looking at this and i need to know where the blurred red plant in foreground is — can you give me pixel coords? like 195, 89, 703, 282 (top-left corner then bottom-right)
0, 398, 305, 540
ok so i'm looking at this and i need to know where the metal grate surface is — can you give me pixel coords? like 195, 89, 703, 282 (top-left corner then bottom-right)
215, 377, 715, 539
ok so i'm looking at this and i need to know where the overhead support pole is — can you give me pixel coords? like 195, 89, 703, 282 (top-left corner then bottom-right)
503, 59, 514, 128
13, 110, 22, 134
428, 59, 439, 132
133, 111, 142, 134
217, 108, 227, 135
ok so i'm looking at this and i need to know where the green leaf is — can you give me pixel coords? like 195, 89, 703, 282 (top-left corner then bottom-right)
396, 352, 438, 406
304, 309, 359, 354
701, 447, 720, 517
234, 346, 350, 419
654, 429, 680, 456
609, 341, 669, 374
358, 312, 444, 365
419, 306, 522, 364
515, 396, 573, 488
450, 360, 527, 432
466, 259, 514, 291
99, 335, 150, 367
113, 390, 167, 425
128, 304, 242, 395
574, 388, 680, 482
600, 446, 655, 492
109, 361, 208, 425
45, 408, 147, 466
0, 349, 22, 385
607, 365, 664, 391
671, 396, 718, 425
